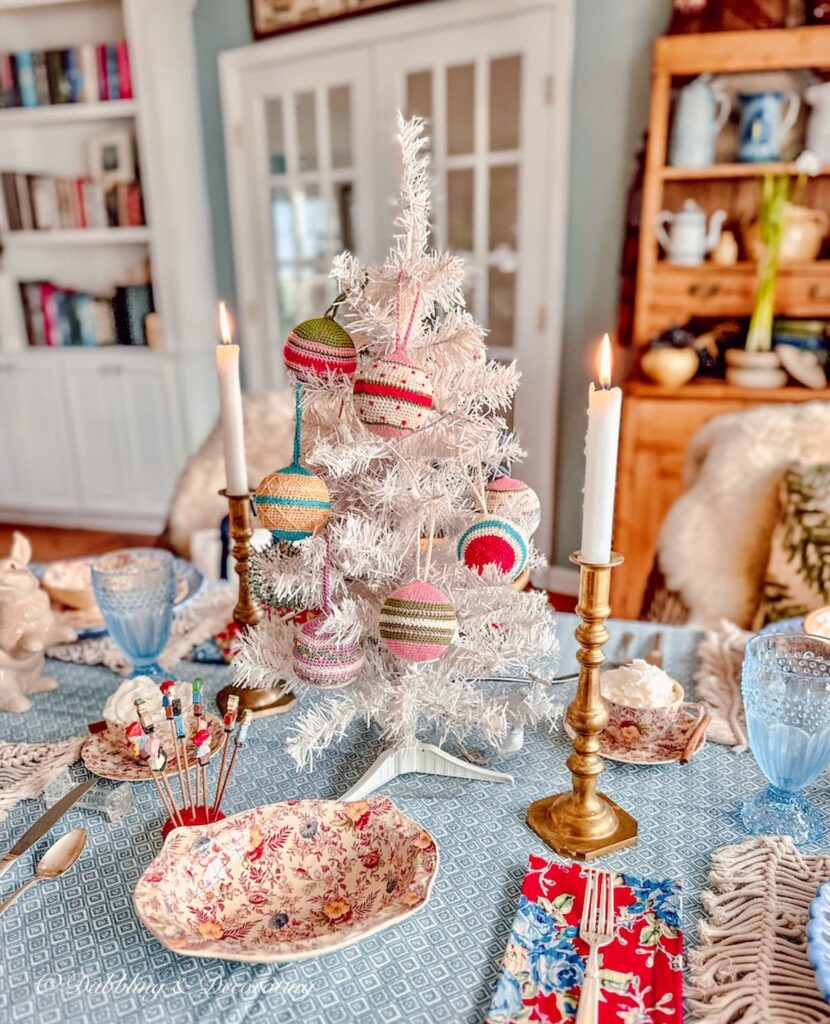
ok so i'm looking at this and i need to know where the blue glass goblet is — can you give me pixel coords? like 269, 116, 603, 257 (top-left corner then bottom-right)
91, 550, 175, 679
741, 632, 830, 846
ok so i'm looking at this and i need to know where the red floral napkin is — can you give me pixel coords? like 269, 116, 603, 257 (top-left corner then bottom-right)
485, 856, 683, 1023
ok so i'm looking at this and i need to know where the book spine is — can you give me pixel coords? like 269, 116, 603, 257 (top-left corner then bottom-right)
31, 177, 59, 230
45, 50, 66, 104
40, 283, 59, 346
1, 172, 21, 231
15, 52, 37, 108
15, 173, 34, 230
97, 45, 109, 102
73, 178, 87, 228
126, 183, 143, 227
32, 51, 50, 106
116, 40, 132, 100
78, 44, 98, 103
62, 48, 80, 103
94, 298, 115, 345
0, 54, 18, 108
76, 294, 98, 346
106, 44, 119, 101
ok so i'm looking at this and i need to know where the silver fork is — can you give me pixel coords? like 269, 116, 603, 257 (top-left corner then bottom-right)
576, 869, 616, 1024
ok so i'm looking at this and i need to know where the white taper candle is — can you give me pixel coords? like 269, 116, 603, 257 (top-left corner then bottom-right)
580, 333, 622, 564
215, 302, 248, 496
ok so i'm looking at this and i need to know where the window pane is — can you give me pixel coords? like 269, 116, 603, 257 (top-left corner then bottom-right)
489, 164, 518, 249
277, 266, 328, 335
406, 70, 432, 123
265, 97, 286, 175
270, 184, 325, 263
295, 91, 318, 172
489, 55, 521, 151
270, 186, 293, 262
447, 63, 475, 156
488, 267, 516, 347
447, 168, 473, 252
328, 85, 352, 169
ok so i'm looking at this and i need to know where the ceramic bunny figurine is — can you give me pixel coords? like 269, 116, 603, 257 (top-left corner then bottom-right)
0, 532, 76, 712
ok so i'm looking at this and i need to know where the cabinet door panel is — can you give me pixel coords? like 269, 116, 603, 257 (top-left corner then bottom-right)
122, 365, 183, 515
65, 366, 131, 512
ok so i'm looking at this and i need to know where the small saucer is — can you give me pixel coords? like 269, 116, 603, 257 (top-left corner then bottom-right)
82, 712, 224, 782
565, 702, 708, 765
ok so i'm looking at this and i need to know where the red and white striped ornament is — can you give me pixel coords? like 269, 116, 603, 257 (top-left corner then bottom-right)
353, 351, 433, 439
485, 476, 542, 535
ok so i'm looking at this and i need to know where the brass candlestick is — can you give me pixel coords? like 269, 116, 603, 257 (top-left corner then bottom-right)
216, 489, 295, 718
527, 551, 637, 860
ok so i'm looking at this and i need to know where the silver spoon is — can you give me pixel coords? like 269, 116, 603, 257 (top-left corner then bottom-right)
0, 828, 87, 918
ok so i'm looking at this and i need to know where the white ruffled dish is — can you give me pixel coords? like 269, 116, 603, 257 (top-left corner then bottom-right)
133, 797, 439, 962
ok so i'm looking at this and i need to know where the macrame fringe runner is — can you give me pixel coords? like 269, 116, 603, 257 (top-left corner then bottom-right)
0, 738, 85, 822
693, 619, 751, 752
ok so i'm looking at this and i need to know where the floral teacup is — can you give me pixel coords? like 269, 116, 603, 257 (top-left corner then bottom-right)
602, 681, 684, 749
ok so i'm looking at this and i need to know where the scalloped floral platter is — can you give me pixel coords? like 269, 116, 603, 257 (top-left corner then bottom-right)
133, 797, 439, 962
82, 712, 224, 782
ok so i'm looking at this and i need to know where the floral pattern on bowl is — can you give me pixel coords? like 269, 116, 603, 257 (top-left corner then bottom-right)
133, 797, 439, 962
566, 702, 708, 765
82, 712, 224, 782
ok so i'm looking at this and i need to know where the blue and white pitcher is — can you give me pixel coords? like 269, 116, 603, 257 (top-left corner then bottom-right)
738, 90, 800, 163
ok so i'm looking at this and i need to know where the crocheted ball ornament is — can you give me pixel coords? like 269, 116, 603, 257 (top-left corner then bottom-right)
254, 465, 331, 542
292, 617, 365, 688
457, 517, 528, 582
283, 316, 357, 382
352, 352, 433, 439
485, 477, 542, 535
379, 580, 457, 662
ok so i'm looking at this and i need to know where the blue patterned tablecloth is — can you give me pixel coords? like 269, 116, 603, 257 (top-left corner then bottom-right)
0, 615, 827, 1024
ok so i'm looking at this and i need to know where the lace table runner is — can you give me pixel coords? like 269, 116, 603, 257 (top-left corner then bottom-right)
46, 583, 236, 674
689, 836, 830, 1022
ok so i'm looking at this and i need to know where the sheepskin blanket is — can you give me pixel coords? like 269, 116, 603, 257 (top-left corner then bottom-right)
166, 390, 296, 557
658, 400, 830, 629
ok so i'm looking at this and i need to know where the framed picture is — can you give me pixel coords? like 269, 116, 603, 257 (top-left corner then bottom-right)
250, 0, 426, 40
87, 130, 135, 186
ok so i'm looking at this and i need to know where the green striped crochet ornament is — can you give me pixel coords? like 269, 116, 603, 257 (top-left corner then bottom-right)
283, 295, 358, 383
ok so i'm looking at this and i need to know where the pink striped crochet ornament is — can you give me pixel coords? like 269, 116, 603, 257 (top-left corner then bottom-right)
254, 384, 331, 542
457, 516, 528, 582
379, 579, 457, 663
352, 279, 432, 439
283, 296, 358, 383
292, 539, 364, 688
484, 476, 542, 535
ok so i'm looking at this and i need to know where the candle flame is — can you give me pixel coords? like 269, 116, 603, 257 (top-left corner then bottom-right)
599, 333, 612, 388
219, 301, 233, 345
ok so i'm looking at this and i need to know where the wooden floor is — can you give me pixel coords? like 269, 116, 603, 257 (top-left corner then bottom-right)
0, 525, 158, 562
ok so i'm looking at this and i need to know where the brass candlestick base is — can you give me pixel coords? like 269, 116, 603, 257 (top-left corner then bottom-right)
527, 551, 638, 861
216, 489, 296, 718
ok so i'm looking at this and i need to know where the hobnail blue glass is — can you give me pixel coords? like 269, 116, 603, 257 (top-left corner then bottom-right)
91, 550, 175, 679
741, 632, 830, 845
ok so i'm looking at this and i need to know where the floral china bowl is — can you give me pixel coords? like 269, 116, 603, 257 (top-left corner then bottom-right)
133, 797, 439, 963
602, 681, 684, 749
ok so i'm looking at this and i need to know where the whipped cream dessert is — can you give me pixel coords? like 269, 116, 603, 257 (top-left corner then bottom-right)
103, 676, 192, 744
600, 659, 678, 709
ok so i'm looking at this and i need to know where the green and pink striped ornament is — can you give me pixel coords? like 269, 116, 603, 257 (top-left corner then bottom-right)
379, 579, 457, 663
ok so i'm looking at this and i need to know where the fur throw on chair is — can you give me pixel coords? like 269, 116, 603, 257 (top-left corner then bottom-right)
165, 390, 296, 558
657, 400, 830, 629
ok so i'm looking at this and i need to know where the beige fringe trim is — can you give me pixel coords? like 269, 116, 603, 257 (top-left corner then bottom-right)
0, 737, 85, 822
693, 620, 750, 752
688, 836, 830, 1022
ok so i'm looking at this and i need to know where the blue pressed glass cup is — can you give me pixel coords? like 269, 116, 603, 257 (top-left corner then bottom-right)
91, 550, 175, 679
741, 632, 830, 845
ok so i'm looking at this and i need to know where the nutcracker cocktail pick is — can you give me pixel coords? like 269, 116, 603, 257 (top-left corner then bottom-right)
161, 680, 191, 812
193, 728, 213, 820
215, 709, 251, 815
145, 734, 182, 826
125, 721, 144, 760
170, 696, 191, 809
212, 693, 239, 817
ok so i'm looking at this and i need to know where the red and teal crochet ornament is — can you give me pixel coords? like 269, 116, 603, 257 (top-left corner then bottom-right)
484, 476, 542, 535
254, 384, 331, 542
379, 579, 457, 663
283, 294, 358, 382
353, 281, 433, 439
292, 539, 364, 687
457, 516, 528, 582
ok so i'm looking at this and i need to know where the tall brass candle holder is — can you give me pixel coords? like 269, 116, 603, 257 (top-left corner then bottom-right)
216, 489, 295, 718
527, 551, 638, 860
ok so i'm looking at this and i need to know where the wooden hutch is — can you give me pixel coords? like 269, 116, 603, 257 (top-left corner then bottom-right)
613, 26, 830, 619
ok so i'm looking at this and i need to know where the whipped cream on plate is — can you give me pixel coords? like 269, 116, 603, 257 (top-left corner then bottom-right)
600, 659, 678, 709
103, 676, 193, 741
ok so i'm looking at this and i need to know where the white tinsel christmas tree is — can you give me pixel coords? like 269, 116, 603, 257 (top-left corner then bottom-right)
233, 115, 560, 792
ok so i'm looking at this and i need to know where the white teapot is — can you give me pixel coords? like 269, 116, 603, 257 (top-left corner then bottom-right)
656, 200, 727, 266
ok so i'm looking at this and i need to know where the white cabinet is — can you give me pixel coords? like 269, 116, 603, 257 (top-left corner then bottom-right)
0, 359, 77, 511
64, 356, 184, 520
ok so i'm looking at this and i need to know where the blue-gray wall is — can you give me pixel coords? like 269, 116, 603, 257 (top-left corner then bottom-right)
191, 0, 665, 567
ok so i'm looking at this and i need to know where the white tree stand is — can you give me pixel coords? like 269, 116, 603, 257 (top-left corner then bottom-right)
342, 741, 513, 800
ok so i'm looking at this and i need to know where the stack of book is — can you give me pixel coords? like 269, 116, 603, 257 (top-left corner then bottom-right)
20, 280, 153, 347
2, 172, 144, 231
0, 40, 132, 109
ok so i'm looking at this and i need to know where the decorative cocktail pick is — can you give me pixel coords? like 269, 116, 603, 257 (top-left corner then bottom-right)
215, 709, 252, 815
212, 694, 238, 817
193, 727, 213, 819
192, 677, 203, 721
125, 721, 144, 760
160, 680, 191, 813
133, 697, 154, 736
145, 735, 182, 826
170, 696, 193, 809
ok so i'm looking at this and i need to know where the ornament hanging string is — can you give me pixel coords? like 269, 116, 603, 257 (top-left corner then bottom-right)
394, 272, 422, 357
414, 508, 437, 582
292, 382, 303, 467
322, 535, 332, 616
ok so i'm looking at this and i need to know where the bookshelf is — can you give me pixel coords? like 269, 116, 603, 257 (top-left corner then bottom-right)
0, 0, 217, 532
